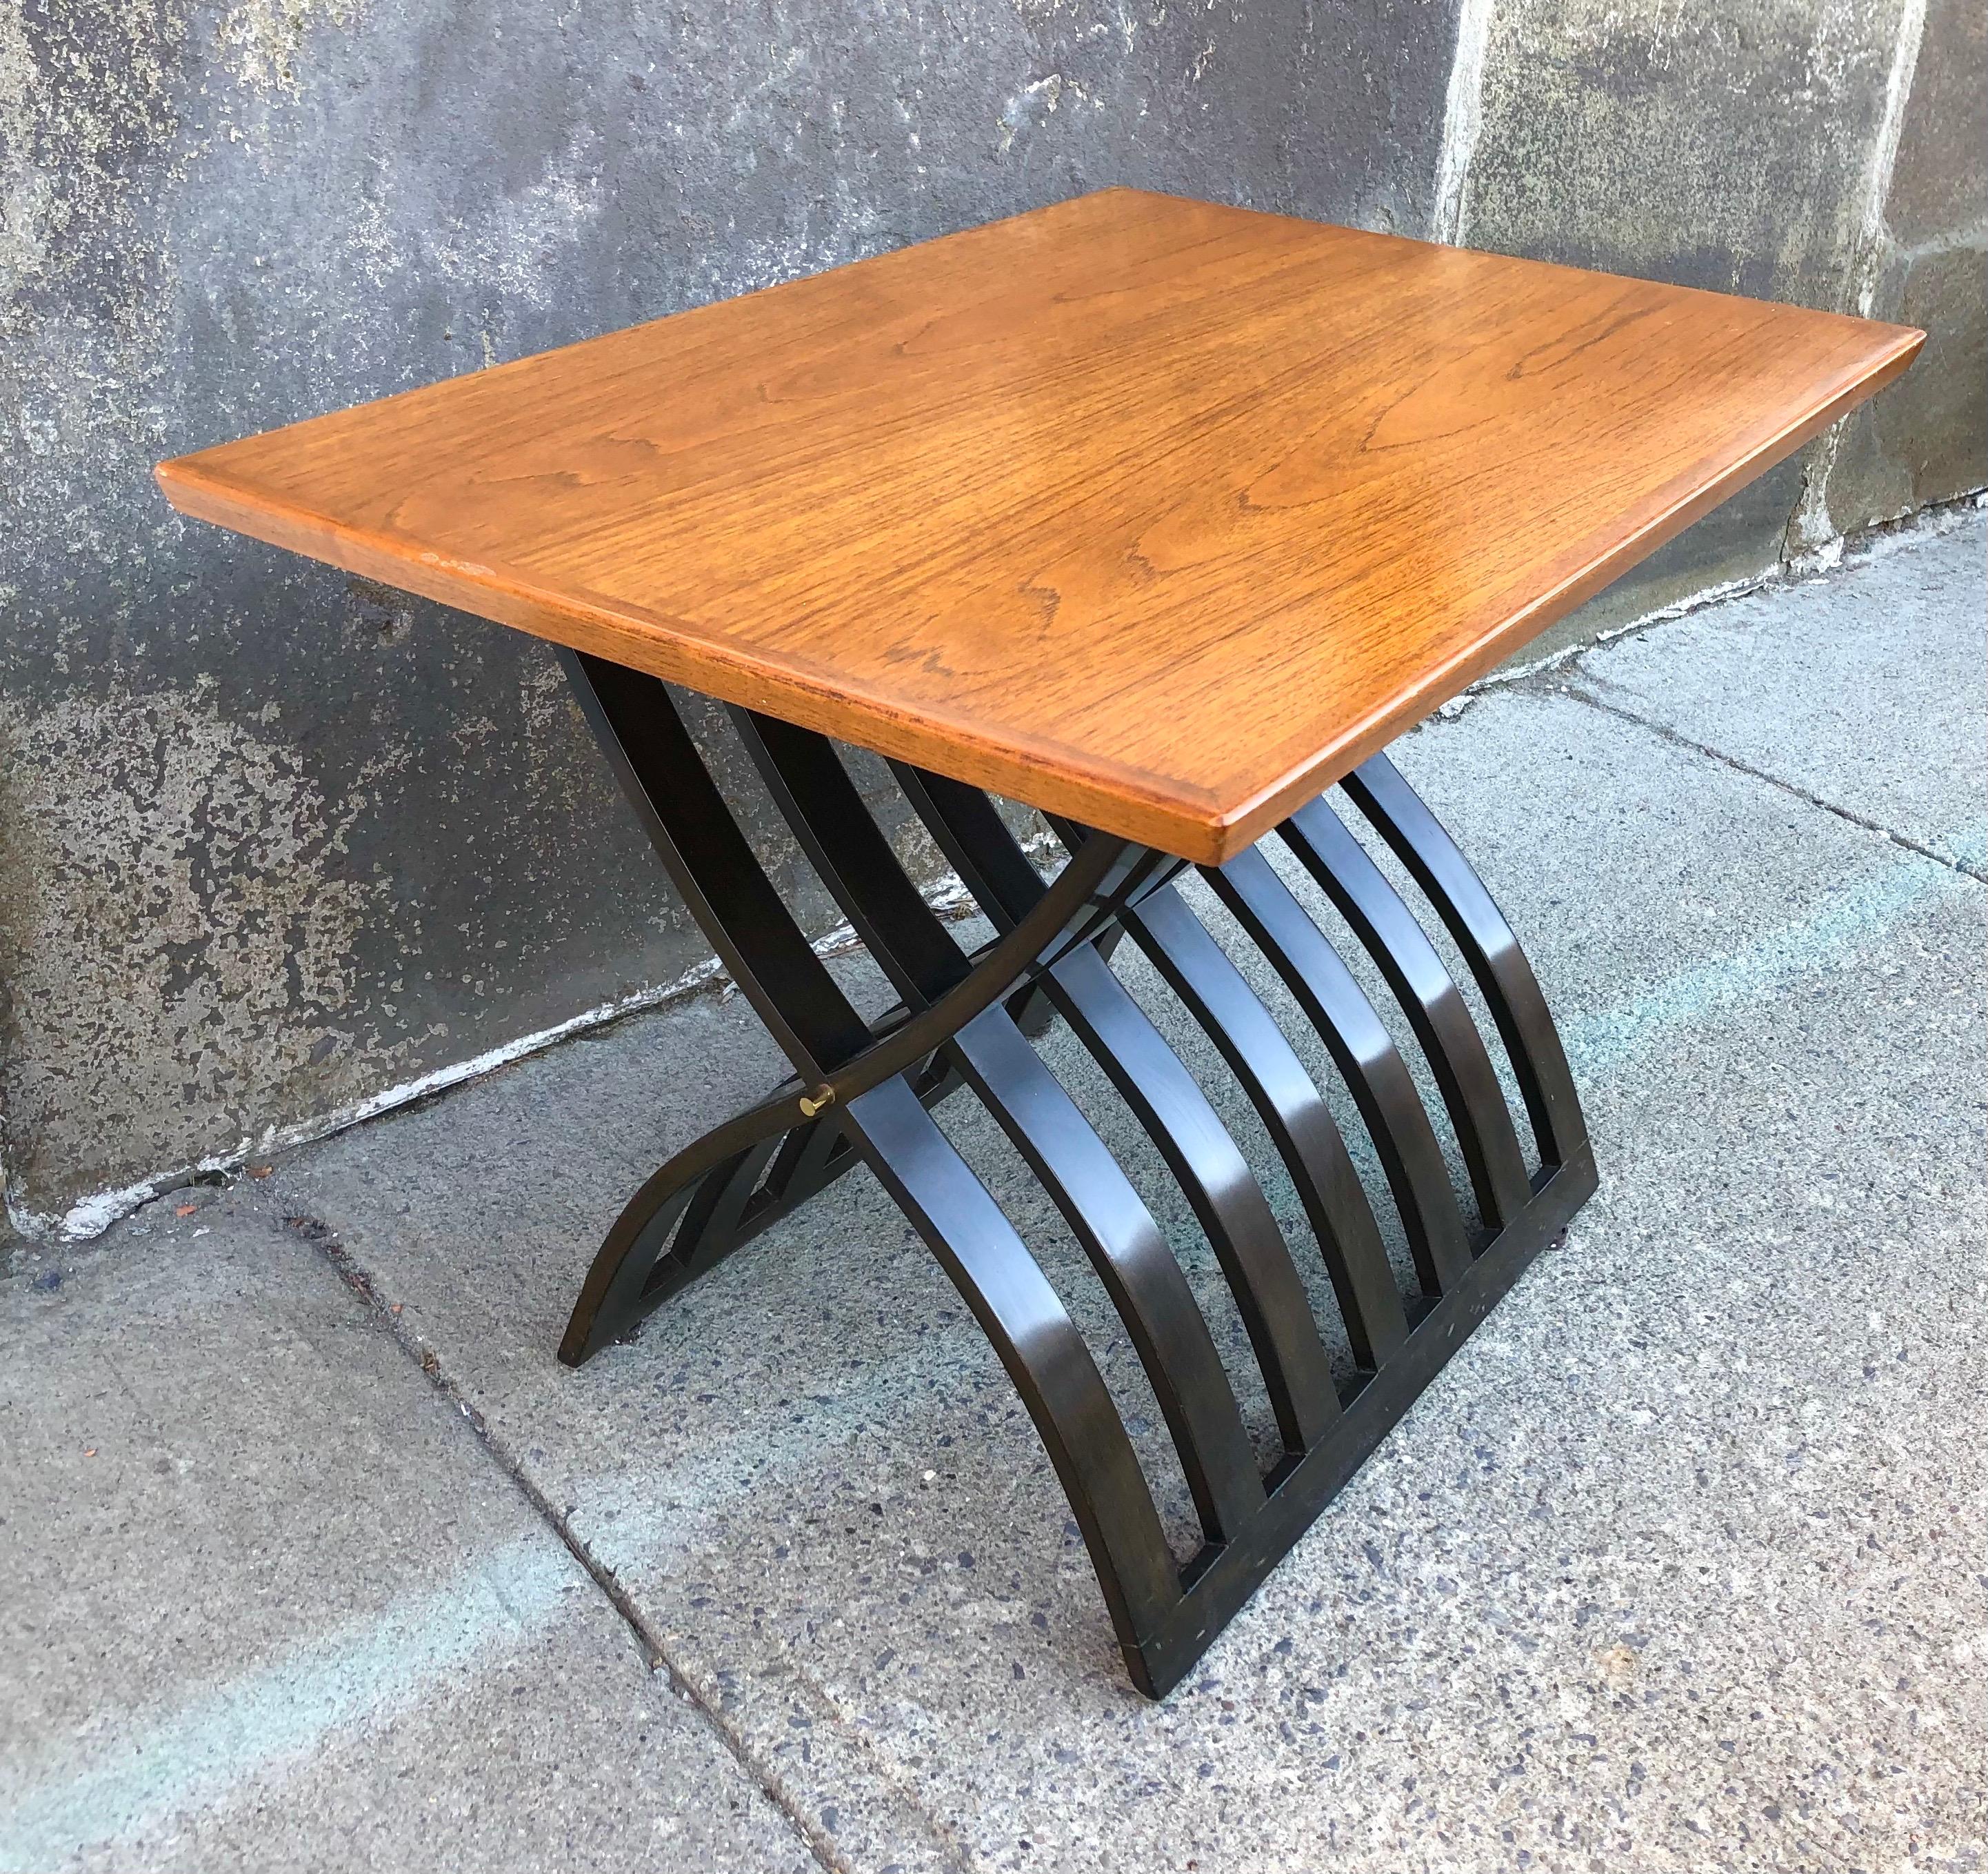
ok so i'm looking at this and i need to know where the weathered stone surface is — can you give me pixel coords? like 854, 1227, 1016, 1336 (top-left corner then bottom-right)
0, 0, 1464, 1231
1881, 243, 1987, 499
1820, 0, 1987, 530
1821, 247, 1984, 530
1464, 0, 1909, 299
1884, 0, 1986, 248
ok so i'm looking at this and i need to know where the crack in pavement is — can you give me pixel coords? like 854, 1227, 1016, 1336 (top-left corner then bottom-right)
1554, 686, 1987, 887
281, 1212, 896, 1874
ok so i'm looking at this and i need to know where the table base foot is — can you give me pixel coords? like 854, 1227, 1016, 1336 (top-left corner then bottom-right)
1125, 1139, 1596, 1697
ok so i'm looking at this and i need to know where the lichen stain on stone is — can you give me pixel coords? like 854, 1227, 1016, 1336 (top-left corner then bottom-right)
216, 0, 370, 94
0, 0, 369, 339
0, 1, 181, 324
1012, 0, 1161, 26
0, 685, 399, 1222
0, 0, 201, 516
0, 3, 47, 301
997, 72, 1065, 154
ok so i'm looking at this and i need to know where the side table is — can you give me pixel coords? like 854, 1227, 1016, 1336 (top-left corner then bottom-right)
157, 188, 1918, 1695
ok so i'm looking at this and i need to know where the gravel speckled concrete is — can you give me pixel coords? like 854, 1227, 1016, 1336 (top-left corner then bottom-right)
0, 1217, 814, 1874
4, 518, 1980, 1871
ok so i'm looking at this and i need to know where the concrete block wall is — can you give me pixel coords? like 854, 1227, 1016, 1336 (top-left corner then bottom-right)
2, 0, 1980, 1238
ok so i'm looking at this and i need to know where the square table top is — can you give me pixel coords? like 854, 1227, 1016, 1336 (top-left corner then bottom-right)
157, 188, 1918, 864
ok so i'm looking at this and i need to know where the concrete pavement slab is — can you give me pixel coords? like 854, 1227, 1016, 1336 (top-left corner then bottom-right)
1571, 512, 1987, 877
0, 1213, 815, 1874
244, 641, 1985, 1871
20, 535, 1980, 1872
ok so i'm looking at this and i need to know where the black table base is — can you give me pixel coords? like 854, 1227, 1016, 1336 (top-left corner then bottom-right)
554, 649, 1597, 1698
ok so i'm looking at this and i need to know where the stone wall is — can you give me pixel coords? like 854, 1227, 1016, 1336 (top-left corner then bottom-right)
2, 0, 1979, 1236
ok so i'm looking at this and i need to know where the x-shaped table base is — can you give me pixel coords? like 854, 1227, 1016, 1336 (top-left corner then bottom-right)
556, 650, 1597, 1698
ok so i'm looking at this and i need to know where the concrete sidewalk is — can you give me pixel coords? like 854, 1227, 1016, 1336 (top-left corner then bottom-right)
5, 512, 1983, 1874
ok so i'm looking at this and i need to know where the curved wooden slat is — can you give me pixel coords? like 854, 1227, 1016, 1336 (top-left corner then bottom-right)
947, 1007, 1269, 1540
1207, 847, 1474, 1295
732, 710, 1267, 1542
559, 663, 1123, 1362
894, 765, 1343, 1457
563, 650, 876, 1077
845, 1075, 1183, 1679
559, 1084, 812, 1364
1342, 754, 1589, 1170
1281, 797, 1534, 1228
1121, 882, 1410, 1370
1046, 943, 1344, 1451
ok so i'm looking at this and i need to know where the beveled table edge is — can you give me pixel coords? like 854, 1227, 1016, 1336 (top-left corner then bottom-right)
153, 242, 1921, 866
1207, 320, 1920, 859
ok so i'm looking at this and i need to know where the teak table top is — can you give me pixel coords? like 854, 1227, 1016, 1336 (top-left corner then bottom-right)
157, 188, 1919, 864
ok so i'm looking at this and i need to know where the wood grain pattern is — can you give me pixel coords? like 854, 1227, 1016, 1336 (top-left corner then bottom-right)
155, 188, 1920, 864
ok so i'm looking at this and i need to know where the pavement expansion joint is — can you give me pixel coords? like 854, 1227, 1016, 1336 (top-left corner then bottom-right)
1559, 686, 1988, 886
276, 1212, 852, 1874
